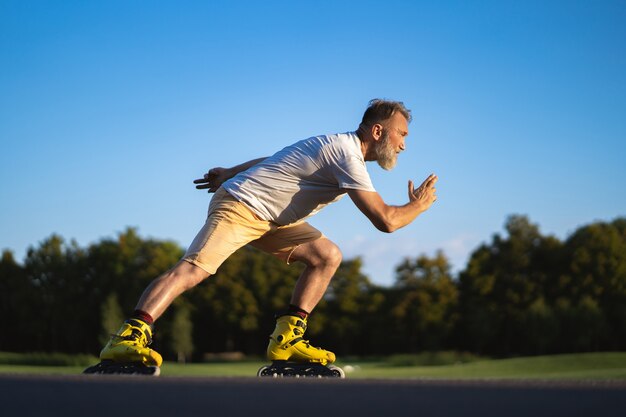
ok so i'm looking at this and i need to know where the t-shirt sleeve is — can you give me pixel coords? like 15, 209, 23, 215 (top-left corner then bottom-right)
333, 155, 376, 192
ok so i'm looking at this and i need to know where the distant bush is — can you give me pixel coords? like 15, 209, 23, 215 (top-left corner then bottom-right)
202, 351, 247, 362
386, 351, 483, 367
0, 352, 97, 367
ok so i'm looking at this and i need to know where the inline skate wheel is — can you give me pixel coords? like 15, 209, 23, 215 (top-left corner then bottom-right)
257, 366, 269, 377
328, 365, 345, 378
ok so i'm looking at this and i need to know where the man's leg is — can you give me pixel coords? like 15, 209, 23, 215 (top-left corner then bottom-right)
98, 188, 269, 368
286, 237, 342, 313
98, 261, 210, 368
136, 188, 271, 321
263, 237, 341, 365
135, 260, 210, 321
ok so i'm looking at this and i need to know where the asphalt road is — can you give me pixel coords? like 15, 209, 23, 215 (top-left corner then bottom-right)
1, 374, 625, 417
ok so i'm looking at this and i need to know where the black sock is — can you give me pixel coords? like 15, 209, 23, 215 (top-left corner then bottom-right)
288, 304, 309, 320
132, 310, 154, 326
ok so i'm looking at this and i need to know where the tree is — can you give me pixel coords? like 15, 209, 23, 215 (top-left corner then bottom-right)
391, 251, 458, 351
86, 227, 184, 315
0, 250, 30, 351
456, 215, 562, 355
85, 228, 185, 353
3, 215, 624, 357
185, 247, 295, 355
99, 293, 124, 346
559, 217, 626, 350
22, 235, 95, 353
167, 302, 194, 363
313, 257, 384, 355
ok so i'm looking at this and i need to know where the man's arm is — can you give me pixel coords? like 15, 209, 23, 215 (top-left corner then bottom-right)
194, 157, 267, 192
347, 174, 438, 233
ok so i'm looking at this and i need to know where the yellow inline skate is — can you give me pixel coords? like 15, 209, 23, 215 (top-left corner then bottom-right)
84, 319, 162, 376
258, 314, 344, 378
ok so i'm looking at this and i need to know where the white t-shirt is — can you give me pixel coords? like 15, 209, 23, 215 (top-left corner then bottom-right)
223, 131, 376, 225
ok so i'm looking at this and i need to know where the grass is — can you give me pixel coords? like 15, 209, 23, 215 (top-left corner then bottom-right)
0, 351, 96, 367
0, 351, 97, 375
340, 352, 626, 380
1, 352, 625, 380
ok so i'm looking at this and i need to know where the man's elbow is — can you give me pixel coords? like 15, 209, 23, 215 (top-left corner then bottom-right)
373, 218, 398, 233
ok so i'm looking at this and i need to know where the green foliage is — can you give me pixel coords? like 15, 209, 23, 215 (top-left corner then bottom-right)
167, 303, 194, 363
99, 293, 124, 346
186, 246, 300, 355
391, 251, 458, 351
562, 219, 626, 349
314, 257, 384, 355
22, 235, 92, 353
462, 216, 564, 353
0, 351, 96, 367
0, 250, 30, 352
457, 215, 626, 355
1, 216, 625, 358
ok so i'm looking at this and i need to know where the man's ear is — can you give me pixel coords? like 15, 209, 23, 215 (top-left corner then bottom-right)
371, 123, 384, 140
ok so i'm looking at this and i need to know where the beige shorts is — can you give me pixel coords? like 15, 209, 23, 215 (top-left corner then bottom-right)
183, 188, 323, 274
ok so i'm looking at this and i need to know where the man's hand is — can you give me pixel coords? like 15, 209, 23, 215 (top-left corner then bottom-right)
408, 174, 438, 212
194, 157, 268, 193
194, 167, 231, 193
347, 173, 438, 233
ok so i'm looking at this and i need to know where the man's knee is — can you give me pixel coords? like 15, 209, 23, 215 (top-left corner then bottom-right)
297, 239, 342, 269
322, 241, 343, 268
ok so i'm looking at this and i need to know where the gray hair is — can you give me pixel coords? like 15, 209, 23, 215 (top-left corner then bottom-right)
360, 99, 412, 127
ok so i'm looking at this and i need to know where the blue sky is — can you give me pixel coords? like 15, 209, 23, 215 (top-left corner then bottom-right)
1, 1, 625, 286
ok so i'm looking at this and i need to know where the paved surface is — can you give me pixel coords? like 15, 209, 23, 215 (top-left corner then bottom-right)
1, 374, 625, 417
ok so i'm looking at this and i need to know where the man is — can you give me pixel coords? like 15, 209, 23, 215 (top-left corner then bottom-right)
99, 99, 438, 369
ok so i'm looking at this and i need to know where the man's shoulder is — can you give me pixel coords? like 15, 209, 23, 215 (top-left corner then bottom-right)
314, 131, 360, 153
280, 131, 361, 165
322, 131, 358, 141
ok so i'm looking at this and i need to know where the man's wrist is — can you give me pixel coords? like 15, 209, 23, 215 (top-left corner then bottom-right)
225, 166, 239, 179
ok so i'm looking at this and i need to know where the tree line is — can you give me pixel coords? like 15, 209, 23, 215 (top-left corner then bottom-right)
1, 214, 624, 360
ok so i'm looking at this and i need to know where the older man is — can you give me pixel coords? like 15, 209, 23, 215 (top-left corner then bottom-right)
96, 99, 438, 374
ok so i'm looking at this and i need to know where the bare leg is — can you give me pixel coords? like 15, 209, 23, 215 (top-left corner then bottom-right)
287, 238, 342, 313
135, 260, 210, 320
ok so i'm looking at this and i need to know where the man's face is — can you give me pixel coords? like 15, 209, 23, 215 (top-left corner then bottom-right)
375, 112, 409, 171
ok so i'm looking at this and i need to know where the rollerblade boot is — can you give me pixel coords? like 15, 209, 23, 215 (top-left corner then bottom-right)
100, 318, 162, 365
84, 318, 162, 375
267, 314, 335, 365
259, 314, 344, 377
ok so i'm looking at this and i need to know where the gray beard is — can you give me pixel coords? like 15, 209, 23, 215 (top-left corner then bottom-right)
375, 130, 398, 171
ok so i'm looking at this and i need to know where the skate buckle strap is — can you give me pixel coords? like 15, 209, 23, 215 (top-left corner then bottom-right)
283, 337, 305, 349
111, 331, 152, 346
126, 318, 153, 333
114, 320, 153, 345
